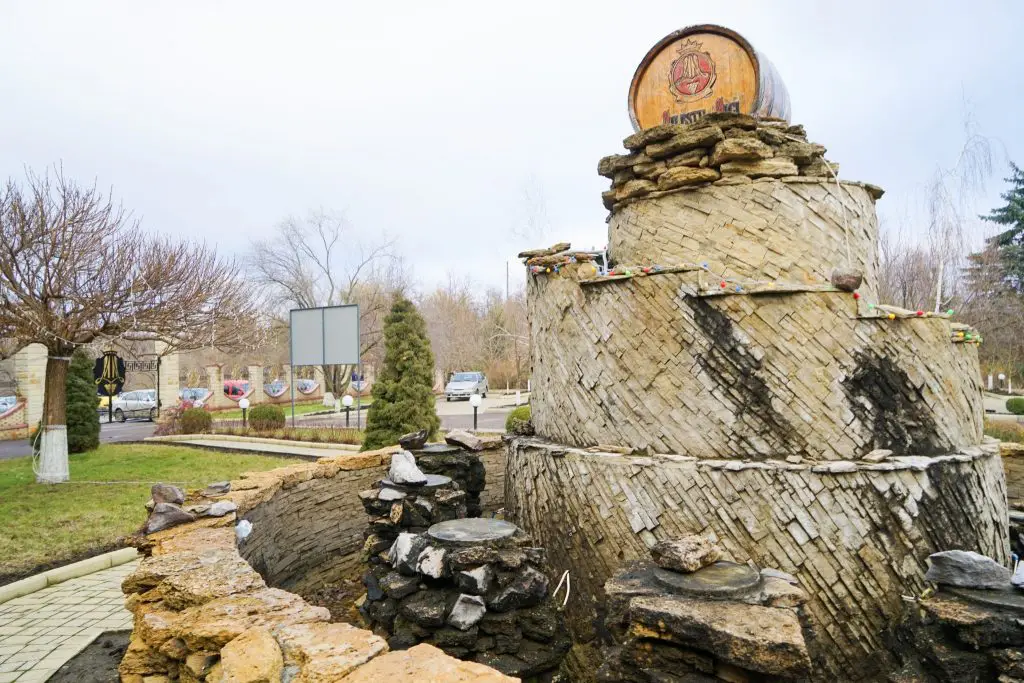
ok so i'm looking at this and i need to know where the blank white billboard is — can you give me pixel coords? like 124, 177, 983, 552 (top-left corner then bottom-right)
289, 305, 359, 366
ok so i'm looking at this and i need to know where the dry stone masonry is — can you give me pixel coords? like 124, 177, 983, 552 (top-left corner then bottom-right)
118, 446, 514, 682
360, 517, 570, 680
599, 535, 813, 682
508, 114, 1010, 680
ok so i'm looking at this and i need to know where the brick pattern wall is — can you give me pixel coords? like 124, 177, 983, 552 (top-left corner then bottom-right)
608, 179, 881, 300
505, 438, 1009, 680
528, 275, 983, 461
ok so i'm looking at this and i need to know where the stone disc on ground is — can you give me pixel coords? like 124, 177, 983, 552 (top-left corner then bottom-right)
380, 474, 452, 490
428, 518, 519, 545
654, 561, 761, 598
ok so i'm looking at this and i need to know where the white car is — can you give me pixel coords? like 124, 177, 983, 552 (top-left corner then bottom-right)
111, 390, 158, 422
444, 372, 488, 401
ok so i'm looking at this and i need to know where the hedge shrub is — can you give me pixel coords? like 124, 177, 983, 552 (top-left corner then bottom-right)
180, 407, 213, 434
1007, 397, 1024, 415
248, 404, 286, 432
505, 405, 532, 433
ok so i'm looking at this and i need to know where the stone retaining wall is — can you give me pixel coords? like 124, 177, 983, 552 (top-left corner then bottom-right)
504, 437, 1009, 681
240, 443, 507, 593
120, 443, 509, 682
528, 275, 983, 461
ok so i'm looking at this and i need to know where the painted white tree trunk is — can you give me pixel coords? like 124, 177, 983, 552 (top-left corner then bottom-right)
36, 425, 69, 483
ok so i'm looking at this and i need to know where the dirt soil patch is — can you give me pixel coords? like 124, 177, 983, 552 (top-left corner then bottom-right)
47, 630, 129, 683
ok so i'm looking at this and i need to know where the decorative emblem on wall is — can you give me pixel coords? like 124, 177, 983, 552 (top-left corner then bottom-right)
668, 39, 717, 101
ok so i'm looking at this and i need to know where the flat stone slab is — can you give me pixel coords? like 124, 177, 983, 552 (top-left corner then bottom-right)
415, 444, 463, 455
946, 586, 1024, 611
428, 518, 519, 545
654, 561, 761, 599
380, 474, 452, 490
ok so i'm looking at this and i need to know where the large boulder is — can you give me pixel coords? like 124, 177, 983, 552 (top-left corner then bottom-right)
389, 450, 428, 486
144, 503, 196, 535
399, 430, 429, 450
445, 429, 484, 452
925, 550, 1012, 590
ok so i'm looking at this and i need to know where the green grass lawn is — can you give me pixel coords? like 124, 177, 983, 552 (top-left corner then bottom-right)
0, 443, 301, 584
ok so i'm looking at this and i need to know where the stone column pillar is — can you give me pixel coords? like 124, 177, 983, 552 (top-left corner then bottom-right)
155, 342, 179, 409
14, 343, 47, 427
247, 365, 264, 404
312, 366, 326, 400
206, 364, 230, 409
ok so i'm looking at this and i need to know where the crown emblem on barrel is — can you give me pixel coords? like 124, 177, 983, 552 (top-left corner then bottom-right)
668, 39, 716, 102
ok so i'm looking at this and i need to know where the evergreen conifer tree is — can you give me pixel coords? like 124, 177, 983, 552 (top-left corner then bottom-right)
66, 349, 100, 453
362, 296, 440, 451
981, 162, 1024, 290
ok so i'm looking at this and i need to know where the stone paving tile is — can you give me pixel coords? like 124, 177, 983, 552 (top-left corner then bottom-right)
0, 559, 138, 681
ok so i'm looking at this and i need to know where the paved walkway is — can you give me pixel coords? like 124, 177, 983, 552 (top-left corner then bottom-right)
0, 561, 137, 682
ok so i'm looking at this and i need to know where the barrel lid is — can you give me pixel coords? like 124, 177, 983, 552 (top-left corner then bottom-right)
627, 24, 786, 131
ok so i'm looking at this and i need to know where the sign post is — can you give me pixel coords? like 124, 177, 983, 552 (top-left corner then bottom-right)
288, 305, 360, 428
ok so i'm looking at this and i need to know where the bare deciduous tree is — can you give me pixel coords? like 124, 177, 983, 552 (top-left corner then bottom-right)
0, 168, 258, 482
249, 209, 402, 394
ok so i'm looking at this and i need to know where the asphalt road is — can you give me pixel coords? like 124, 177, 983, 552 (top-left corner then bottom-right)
0, 396, 522, 460
0, 419, 156, 461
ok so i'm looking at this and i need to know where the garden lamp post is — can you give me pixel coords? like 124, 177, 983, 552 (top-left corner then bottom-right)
342, 394, 353, 428
470, 392, 482, 431
239, 397, 250, 428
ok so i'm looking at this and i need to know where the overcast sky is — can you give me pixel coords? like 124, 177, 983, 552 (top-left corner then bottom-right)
2, 1, 1022, 295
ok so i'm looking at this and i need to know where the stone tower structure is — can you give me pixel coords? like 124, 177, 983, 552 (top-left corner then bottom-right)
506, 113, 1009, 680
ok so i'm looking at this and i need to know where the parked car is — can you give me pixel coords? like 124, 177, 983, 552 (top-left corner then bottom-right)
444, 372, 488, 401
110, 390, 158, 422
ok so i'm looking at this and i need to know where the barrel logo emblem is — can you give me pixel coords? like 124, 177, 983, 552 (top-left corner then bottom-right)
668, 39, 716, 102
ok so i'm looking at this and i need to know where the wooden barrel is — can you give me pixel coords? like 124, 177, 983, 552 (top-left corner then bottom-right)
628, 24, 791, 131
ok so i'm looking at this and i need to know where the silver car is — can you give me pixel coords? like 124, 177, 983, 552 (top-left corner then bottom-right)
111, 389, 158, 422
444, 372, 488, 401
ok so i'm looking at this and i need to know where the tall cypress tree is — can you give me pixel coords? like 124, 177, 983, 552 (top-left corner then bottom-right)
980, 162, 1024, 290
66, 349, 100, 453
362, 296, 440, 451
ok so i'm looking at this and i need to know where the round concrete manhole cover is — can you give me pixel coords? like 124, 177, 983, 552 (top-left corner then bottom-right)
654, 561, 761, 598
380, 474, 452, 489
428, 518, 520, 544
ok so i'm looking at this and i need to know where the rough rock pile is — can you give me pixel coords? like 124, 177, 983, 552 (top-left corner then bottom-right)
359, 452, 469, 564
142, 482, 237, 535
360, 518, 570, 681
599, 535, 812, 682
890, 550, 1024, 681
411, 434, 492, 518
597, 112, 881, 214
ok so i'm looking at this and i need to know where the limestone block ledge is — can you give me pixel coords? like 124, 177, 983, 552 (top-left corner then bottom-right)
120, 445, 514, 682
505, 436, 1009, 681
528, 276, 984, 461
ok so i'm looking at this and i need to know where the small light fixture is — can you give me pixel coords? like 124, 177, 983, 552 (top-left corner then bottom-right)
342, 394, 354, 427
238, 397, 250, 428
469, 393, 482, 430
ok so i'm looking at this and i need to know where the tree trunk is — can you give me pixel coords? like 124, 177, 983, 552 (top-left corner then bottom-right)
37, 351, 71, 483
